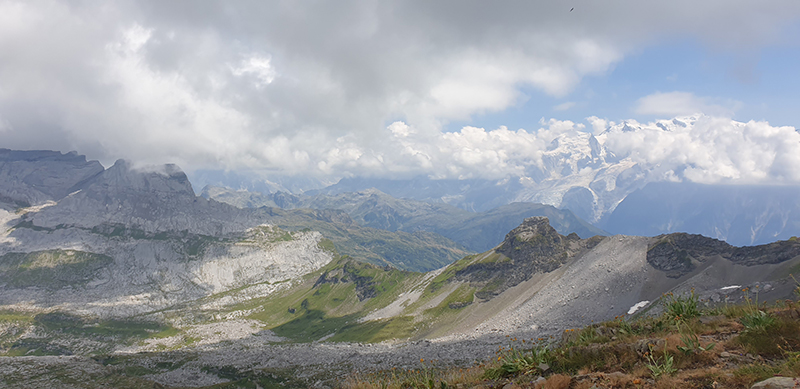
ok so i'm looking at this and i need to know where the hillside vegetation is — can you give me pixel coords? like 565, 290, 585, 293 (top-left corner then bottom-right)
344, 288, 800, 389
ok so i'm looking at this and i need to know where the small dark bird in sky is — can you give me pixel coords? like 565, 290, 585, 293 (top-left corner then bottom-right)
570, 7, 574, 12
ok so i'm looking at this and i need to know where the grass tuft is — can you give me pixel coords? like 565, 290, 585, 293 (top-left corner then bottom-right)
662, 289, 700, 323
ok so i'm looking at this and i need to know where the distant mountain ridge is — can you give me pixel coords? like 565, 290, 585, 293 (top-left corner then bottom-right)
201, 185, 607, 252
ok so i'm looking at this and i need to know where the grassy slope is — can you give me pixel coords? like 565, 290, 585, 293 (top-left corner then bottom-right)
269, 207, 472, 271
240, 256, 426, 343
344, 292, 800, 389
220, 246, 496, 344
238, 245, 538, 344
0, 309, 177, 356
0, 250, 113, 289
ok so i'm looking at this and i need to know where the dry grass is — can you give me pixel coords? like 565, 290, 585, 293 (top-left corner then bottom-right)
340, 298, 800, 389
342, 365, 485, 389
541, 374, 571, 389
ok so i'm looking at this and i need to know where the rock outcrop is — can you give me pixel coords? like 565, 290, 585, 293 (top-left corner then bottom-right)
0, 149, 104, 208
647, 233, 800, 278
453, 216, 603, 298
27, 159, 260, 236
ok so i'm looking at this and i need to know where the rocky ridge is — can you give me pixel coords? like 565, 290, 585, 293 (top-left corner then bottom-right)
0, 149, 104, 208
452, 216, 602, 298
647, 233, 800, 278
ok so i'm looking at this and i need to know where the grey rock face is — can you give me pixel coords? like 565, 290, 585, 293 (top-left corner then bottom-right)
646, 232, 800, 278
0, 154, 336, 317
0, 219, 333, 317
454, 217, 603, 298
0, 149, 104, 207
28, 159, 261, 236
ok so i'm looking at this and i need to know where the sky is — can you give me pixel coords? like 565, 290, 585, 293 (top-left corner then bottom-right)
1, 0, 799, 185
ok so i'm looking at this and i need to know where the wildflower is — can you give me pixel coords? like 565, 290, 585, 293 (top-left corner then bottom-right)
420, 358, 424, 363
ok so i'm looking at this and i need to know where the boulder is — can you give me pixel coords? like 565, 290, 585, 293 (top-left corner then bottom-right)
751, 377, 800, 389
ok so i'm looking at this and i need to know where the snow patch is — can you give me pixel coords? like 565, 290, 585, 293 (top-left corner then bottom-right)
627, 301, 649, 315
720, 285, 741, 291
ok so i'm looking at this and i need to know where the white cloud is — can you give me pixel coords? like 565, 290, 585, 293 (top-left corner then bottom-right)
634, 91, 742, 117
0, 112, 9, 133
306, 115, 800, 186
0, 0, 798, 182
600, 116, 800, 184
553, 102, 576, 111
231, 55, 277, 88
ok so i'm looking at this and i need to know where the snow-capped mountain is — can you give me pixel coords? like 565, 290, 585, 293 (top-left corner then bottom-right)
315, 115, 800, 245
319, 116, 702, 222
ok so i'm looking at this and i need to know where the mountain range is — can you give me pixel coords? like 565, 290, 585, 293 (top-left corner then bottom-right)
194, 116, 800, 247
2, 148, 800, 388
200, 185, 605, 253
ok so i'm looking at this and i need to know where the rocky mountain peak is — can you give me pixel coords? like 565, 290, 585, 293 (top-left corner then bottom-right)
0, 149, 104, 207
647, 232, 800, 278
504, 216, 554, 236
25, 159, 259, 235
496, 216, 566, 257
96, 159, 195, 198
448, 217, 599, 299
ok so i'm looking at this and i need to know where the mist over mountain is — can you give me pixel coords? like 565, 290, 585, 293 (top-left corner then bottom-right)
601, 182, 800, 246
0, 150, 468, 274
200, 116, 794, 248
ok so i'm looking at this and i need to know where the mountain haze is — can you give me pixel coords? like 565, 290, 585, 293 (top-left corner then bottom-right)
603, 181, 800, 246
202, 185, 606, 252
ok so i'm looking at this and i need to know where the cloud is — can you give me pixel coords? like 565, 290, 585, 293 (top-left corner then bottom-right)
553, 102, 576, 111
230, 55, 277, 88
0, 0, 798, 180
634, 92, 742, 117
307, 114, 800, 186
599, 116, 800, 184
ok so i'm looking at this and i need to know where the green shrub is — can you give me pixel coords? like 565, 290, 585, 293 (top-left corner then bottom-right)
736, 316, 800, 357
740, 310, 776, 333
663, 289, 700, 323
645, 343, 676, 379
485, 341, 552, 379
676, 324, 715, 355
